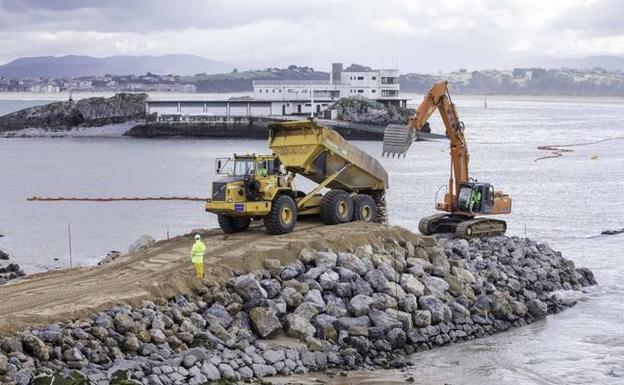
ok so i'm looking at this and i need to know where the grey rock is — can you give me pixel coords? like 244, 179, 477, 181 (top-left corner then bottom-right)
281, 287, 303, 308
385, 309, 413, 331
22, 335, 49, 360
129, 234, 155, 253
364, 269, 389, 291
149, 328, 166, 344
334, 282, 353, 297
304, 266, 326, 280
337, 252, 368, 275
527, 299, 548, 319
387, 327, 407, 349
348, 294, 376, 316
313, 250, 338, 269
303, 289, 326, 309
369, 310, 402, 332
200, 362, 221, 381
0, 354, 7, 374
378, 262, 400, 282
114, 312, 136, 334
351, 276, 374, 296
218, 363, 236, 379
203, 303, 233, 328
260, 279, 282, 299
286, 313, 315, 339
182, 355, 197, 368
383, 281, 407, 299
294, 302, 320, 320
398, 293, 419, 313
337, 316, 371, 331
263, 349, 286, 364
234, 274, 268, 301
249, 307, 282, 338
418, 295, 448, 324
252, 363, 277, 377
319, 271, 340, 290
15, 368, 32, 385
424, 276, 450, 298
413, 310, 432, 327
123, 333, 141, 352
400, 274, 425, 296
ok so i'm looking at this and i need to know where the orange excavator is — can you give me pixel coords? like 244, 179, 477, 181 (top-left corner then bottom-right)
383, 80, 512, 239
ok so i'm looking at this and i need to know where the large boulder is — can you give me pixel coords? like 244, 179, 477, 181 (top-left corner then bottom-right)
285, 314, 316, 339
418, 295, 450, 324
337, 252, 368, 276
128, 235, 155, 253
249, 307, 282, 338
234, 274, 268, 302
527, 299, 548, 319
348, 295, 376, 316
400, 274, 425, 296
22, 335, 49, 360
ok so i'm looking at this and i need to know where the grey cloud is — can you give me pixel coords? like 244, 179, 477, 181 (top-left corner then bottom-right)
552, 0, 624, 36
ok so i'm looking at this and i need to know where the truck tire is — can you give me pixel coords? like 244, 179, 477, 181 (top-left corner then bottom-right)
352, 194, 377, 222
320, 190, 353, 225
264, 194, 297, 235
218, 215, 251, 234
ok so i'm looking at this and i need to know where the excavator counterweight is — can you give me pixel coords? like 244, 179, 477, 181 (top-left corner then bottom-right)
383, 81, 512, 239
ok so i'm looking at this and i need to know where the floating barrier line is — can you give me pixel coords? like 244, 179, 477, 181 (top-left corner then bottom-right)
535, 136, 624, 162
27, 196, 207, 202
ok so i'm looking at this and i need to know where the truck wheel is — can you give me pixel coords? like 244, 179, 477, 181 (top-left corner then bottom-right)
352, 194, 377, 222
320, 190, 353, 225
264, 195, 297, 235
218, 215, 250, 234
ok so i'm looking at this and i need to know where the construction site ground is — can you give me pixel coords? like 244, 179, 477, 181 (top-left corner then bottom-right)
0, 221, 420, 336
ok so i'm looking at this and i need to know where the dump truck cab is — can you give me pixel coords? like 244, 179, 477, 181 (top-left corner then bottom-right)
206, 120, 388, 235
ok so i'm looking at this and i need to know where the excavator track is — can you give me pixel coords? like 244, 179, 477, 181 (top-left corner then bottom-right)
455, 218, 507, 239
418, 213, 506, 239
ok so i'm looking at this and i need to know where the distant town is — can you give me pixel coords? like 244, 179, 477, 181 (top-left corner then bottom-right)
1, 64, 624, 96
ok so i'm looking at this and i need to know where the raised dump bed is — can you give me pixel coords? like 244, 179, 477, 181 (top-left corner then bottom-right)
206, 120, 388, 234
268, 120, 388, 192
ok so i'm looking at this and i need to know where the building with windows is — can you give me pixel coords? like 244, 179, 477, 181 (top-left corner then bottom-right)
251, 63, 405, 115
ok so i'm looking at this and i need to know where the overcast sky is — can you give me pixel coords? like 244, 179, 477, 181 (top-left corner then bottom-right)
0, 0, 622, 72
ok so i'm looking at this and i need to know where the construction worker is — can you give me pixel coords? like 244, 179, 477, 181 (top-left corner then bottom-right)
470, 189, 482, 212
190, 234, 205, 278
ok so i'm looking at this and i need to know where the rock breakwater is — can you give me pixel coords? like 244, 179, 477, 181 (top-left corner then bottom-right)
0, 93, 146, 133
0, 233, 595, 384
331, 97, 414, 126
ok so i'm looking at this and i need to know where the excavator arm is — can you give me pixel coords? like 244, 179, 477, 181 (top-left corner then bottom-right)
383, 80, 469, 197
382, 80, 512, 239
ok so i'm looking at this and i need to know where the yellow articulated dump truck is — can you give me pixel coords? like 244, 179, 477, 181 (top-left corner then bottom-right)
206, 120, 388, 234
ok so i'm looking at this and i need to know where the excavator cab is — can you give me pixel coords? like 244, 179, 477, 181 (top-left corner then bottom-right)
456, 182, 495, 214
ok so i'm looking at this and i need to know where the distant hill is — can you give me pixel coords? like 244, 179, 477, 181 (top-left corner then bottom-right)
0, 55, 237, 78
518, 55, 624, 71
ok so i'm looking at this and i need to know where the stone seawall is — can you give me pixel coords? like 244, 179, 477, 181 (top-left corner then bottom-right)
125, 118, 383, 140
0, 228, 596, 385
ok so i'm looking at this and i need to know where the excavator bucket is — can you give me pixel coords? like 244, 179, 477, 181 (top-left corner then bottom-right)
382, 124, 416, 158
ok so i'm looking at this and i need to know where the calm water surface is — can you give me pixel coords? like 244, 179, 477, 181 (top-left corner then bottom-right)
1, 95, 623, 384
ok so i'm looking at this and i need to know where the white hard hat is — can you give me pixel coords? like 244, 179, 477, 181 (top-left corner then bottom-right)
194, 234, 201, 240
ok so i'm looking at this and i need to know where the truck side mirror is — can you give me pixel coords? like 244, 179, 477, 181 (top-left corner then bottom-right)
216, 159, 223, 174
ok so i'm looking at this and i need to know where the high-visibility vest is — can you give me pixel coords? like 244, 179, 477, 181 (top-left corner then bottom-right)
191, 240, 205, 263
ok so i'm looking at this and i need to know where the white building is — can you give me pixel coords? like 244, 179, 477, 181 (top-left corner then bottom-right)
251, 63, 404, 115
